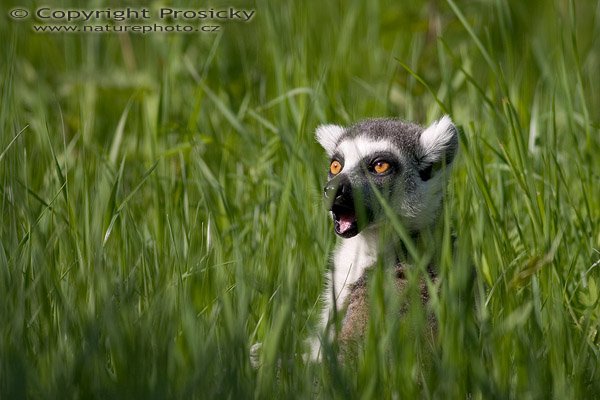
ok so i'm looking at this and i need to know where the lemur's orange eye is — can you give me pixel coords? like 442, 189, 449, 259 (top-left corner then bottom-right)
330, 160, 342, 175
373, 161, 390, 174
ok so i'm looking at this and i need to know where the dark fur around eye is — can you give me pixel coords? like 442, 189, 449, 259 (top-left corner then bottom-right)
363, 153, 399, 175
419, 164, 433, 181
367, 160, 394, 175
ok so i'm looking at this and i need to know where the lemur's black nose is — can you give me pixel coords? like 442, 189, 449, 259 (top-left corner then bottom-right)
324, 175, 352, 204
323, 182, 336, 200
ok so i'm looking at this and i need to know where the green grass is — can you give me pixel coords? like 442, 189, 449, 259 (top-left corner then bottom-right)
1, 0, 599, 398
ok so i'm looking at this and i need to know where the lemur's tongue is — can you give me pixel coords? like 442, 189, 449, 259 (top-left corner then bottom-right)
337, 214, 355, 234
331, 204, 359, 238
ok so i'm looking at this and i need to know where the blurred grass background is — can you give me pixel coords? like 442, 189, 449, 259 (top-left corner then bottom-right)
1, 0, 599, 398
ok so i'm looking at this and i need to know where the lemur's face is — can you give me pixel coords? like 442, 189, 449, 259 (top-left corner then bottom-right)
316, 117, 458, 238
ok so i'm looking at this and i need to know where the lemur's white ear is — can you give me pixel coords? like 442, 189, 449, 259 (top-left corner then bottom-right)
419, 115, 458, 164
316, 124, 345, 156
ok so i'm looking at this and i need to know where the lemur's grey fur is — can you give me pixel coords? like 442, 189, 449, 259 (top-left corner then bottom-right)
311, 115, 458, 360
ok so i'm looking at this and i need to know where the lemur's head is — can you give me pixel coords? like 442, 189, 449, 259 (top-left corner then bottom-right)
316, 116, 458, 238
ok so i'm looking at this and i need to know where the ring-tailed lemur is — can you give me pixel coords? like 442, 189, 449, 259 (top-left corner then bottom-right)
311, 115, 458, 360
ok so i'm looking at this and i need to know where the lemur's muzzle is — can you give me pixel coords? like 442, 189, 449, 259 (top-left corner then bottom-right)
324, 175, 359, 238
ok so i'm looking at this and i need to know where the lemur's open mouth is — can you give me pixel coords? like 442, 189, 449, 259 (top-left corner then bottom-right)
331, 203, 359, 238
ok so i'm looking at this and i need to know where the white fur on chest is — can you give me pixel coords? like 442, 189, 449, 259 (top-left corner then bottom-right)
309, 231, 378, 359
329, 233, 376, 312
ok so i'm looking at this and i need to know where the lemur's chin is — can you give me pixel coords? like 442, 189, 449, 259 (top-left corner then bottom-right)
331, 205, 359, 238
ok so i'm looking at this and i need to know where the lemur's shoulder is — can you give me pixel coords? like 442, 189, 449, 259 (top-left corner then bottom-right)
339, 263, 439, 356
